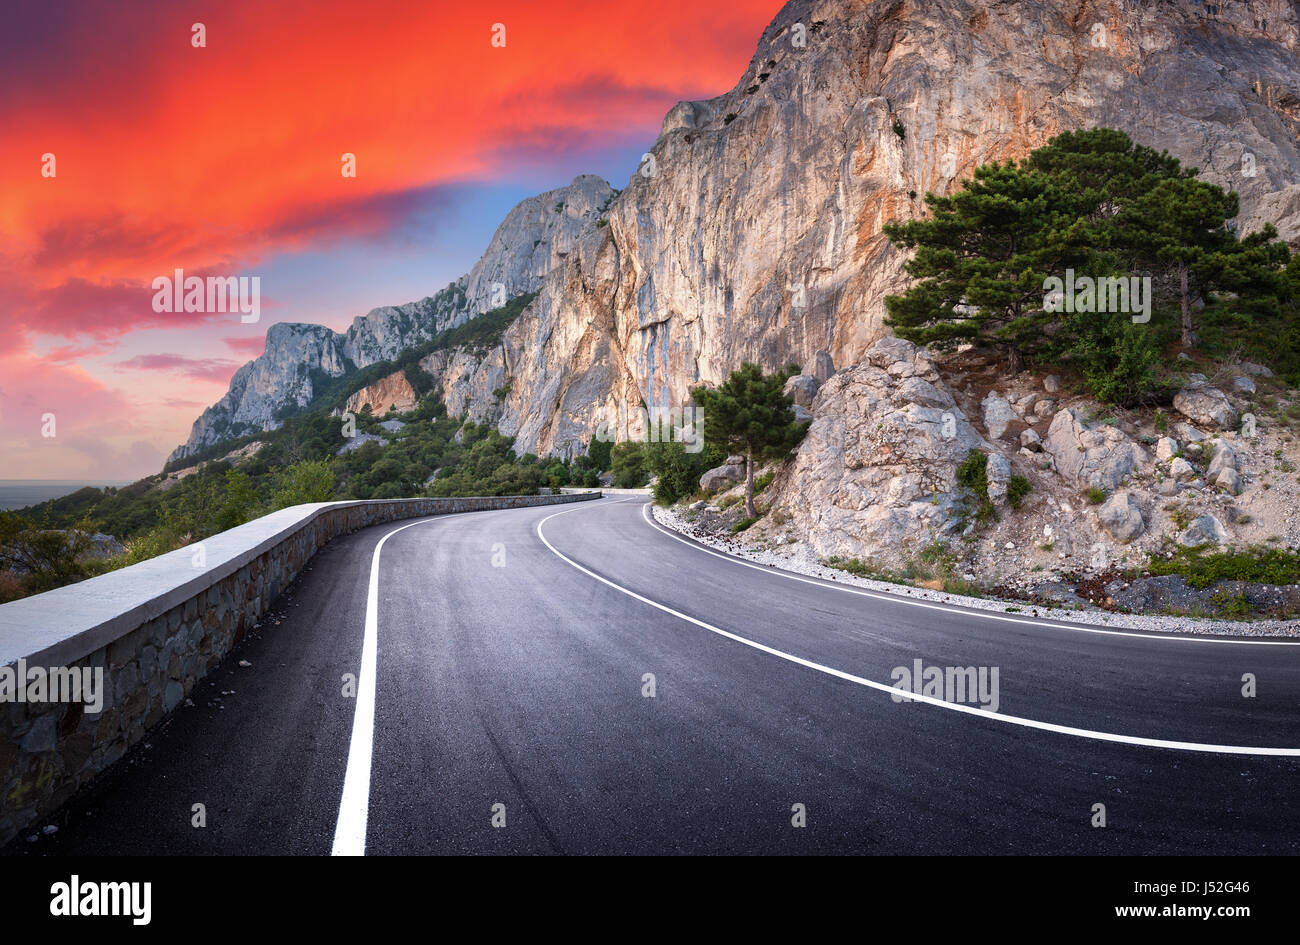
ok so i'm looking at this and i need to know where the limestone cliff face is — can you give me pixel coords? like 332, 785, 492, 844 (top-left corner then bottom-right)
168, 175, 613, 462
175, 0, 1300, 463
172, 323, 348, 454
455, 0, 1300, 457
342, 370, 419, 417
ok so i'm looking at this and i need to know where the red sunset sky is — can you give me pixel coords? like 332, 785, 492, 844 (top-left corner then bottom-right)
0, 0, 781, 480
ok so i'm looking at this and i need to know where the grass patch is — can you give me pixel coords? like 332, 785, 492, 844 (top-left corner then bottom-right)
731, 516, 759, 533
1147, 545, 1300, 589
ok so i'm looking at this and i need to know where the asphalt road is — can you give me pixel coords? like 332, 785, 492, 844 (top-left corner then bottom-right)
8, 495, 1300, 855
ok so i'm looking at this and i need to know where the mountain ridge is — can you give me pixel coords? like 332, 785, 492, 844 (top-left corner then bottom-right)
174, 0, 1300, 464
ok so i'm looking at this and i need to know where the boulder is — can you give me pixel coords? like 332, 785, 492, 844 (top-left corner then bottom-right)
1237, 361, 1273, 377
1019, 428, 1042, 452
1215, 467, 1243, 494
1097, 492, 1145, 542
700, 463, 745, 492
1155, 437, 1179, 463
1043, 375, 1062, 393
1232, 376, 1257, 395
1206, 440, 1238, 480
783, 374, 821, 407
1173, 384, 1238, 430
1032, 399, 1057, 419
1181, 514, 1230, 547
1042, 408, 1147, 492
982, 392, 1018, 439
1169, 457, 1197, 481
866, 337, 926, 373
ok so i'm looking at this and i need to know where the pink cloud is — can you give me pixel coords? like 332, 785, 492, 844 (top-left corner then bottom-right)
117, 353, 242, 383
223, 335, 266, 357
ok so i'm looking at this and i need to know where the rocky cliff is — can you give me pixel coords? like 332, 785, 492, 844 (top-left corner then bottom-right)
175, 0, 1300, 464
432, 0, 1300, 457
168, 175, 613, 462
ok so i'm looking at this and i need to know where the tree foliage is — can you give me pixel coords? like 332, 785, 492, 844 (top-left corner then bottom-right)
690, 362, 808, 517
884, 128, 1293, 399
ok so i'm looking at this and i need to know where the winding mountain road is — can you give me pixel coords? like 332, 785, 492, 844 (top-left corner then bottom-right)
8, 496, 1300, 855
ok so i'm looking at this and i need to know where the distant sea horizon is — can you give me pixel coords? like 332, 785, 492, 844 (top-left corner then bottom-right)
0, 479, 136, 511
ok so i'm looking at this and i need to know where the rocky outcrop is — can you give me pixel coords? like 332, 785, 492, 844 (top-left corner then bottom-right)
342, 370, 418, 417
169, 176, 613, 463
336, 432, 389, 455
771, 338, 988, 563
170, 323, 347, 458
469, 0, 1300, 458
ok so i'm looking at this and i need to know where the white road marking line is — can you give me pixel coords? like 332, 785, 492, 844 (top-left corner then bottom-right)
639, 502, 1300, 647
537, 503, 1300, 755
331, 506, 521, 856
332, 517, 430, 856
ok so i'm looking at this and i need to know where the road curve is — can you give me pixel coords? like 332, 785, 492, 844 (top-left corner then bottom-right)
8, 496, 1300, 855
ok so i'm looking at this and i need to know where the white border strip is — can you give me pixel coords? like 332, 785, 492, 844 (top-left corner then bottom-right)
536, 502, 1300, 756
331, 517, 434, 856
641, 503, 1300, 647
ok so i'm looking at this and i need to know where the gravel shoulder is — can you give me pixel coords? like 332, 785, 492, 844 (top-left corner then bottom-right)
651, 503, 1300, 639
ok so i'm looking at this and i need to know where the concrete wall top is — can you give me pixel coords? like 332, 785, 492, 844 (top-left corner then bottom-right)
0, 495, 592, 670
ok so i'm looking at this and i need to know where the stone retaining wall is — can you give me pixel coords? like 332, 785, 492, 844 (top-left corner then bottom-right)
0, 492, 598, 844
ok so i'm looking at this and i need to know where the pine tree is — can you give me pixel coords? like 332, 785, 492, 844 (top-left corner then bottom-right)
883, 160, 1089, 373
885, 127, 1291, 376
690, 363, 807, 518
1111, 176, 1239, 346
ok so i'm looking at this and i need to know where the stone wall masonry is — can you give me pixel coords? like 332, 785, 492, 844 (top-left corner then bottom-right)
0, 492, 599, 844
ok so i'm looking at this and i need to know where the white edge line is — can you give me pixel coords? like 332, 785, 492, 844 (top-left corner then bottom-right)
331, 517, 426, 855
640, 503, 1300, 647
331, 505, 528, 856
537, 502, 1300, 756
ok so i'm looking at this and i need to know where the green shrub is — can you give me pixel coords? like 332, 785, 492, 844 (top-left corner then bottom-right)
731, 516, 759, 533
585, 435, 613, 473
956, 449, 995, 523
273, 460, 338, 508
1148, 546, 1300, 589
611, 441, 648, 488
1007, 474, 1032, 509
1085, 486, 1107, 505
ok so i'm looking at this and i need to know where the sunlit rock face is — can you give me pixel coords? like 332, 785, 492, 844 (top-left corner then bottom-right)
481, 0, 1300, 456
